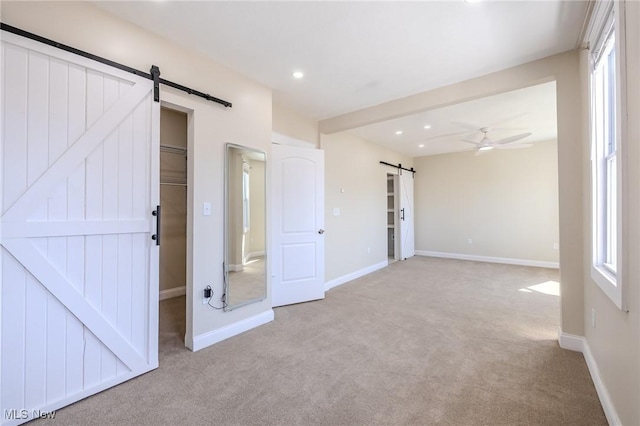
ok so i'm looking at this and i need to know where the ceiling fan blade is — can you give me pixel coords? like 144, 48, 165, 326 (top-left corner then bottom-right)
451, 121, 482, 131
495, 143, 533, 149
474, 149, 490, 156
460, 139, 480, 145
494, 132, 532, 145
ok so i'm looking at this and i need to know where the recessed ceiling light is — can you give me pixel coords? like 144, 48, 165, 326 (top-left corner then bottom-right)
292, 71, 304, 79
424, 125, 431, 129
418, 144, 425, 148
395, 130, 403, 135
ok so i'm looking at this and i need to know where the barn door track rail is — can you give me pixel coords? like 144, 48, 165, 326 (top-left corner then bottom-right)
0, 23, 233, 108
380, 161, 416, 176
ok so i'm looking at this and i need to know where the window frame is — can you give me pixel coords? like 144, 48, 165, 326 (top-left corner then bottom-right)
586, 0, 626, 310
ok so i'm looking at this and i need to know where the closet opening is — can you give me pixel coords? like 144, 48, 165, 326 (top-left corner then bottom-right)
387, 173, 399, 264
159, 107, 188, 353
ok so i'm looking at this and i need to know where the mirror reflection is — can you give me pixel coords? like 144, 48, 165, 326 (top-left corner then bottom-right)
224, 144, 266, 310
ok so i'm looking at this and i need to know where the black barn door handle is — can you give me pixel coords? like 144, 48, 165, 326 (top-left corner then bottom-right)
152, 205, 161, 246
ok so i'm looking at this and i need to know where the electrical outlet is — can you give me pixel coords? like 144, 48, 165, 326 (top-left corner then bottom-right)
553, 243, 559, 250
203, 287, 212, 305
203, 202, 211, 216
467, 238, 473, 245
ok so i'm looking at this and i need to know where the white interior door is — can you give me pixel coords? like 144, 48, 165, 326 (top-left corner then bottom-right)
272, 144, 325, 307
0, 32, 159, 424
399, 171, 415, 259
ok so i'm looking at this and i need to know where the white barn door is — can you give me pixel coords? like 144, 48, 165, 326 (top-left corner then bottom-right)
0, 33, 159, 424
399, 171, 415, 259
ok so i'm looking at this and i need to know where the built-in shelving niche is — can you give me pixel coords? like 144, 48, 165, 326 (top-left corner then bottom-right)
387, 174, 398, 261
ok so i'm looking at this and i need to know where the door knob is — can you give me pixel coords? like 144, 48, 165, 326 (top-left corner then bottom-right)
318, 229, 325, 234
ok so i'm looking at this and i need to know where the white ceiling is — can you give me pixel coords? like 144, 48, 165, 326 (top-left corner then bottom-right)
94, 1, 585, 156
348, 81, 558, 157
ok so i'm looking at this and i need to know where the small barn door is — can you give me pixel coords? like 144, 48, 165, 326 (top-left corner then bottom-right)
399, 171, 415, 259
0, 32, 159, 424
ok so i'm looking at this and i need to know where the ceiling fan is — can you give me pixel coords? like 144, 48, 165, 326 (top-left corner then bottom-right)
423, 114, 530, 145
459, 126, 532, 155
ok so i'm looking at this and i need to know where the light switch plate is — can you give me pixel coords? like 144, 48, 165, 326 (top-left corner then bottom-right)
203, 202, 211, 216
333, 207, 340, 216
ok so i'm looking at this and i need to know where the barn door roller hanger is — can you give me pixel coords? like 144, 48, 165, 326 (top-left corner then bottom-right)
379, 161, 416, 177
0, 23, 232, 108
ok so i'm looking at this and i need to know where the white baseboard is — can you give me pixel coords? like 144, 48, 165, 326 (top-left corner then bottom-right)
557, 329, 584, 352
228, 263, 243, 272
415, 250, 559, 269
243, 252, 265, 264
325, 260, 388, 292
191, 309, 274, 352
159, 286, 186, 300
557, 329, 621, 425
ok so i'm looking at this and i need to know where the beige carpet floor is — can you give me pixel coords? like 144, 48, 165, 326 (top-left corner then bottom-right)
35, 256, 606, 425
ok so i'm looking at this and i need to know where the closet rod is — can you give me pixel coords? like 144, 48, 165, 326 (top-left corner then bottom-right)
160, 182, 187, 187
160, 144, 187, 154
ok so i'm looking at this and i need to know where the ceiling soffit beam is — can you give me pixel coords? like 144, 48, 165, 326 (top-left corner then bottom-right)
318, 50, 579, 135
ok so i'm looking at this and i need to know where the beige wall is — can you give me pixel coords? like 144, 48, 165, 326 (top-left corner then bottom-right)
321, 33, 639, 424
159, 108, 188, 292
581, 2, 640, 424
321, 132, 412, 282
273, 102, 319, 146
5, 1, 638, 422
321, 50, 584, 338
2, 1, 274, 348
414, 139, 559, 263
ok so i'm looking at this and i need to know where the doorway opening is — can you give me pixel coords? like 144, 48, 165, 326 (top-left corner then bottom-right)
159, 107, 188, 353
387, 173, 399, 264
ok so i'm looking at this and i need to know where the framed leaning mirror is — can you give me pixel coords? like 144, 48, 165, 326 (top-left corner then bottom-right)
224, 143, 267, 311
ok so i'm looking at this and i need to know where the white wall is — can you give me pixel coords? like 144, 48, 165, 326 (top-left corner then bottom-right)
414, 139, 559, 265
321, 132, 413, 283
2, 0, 274, 350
